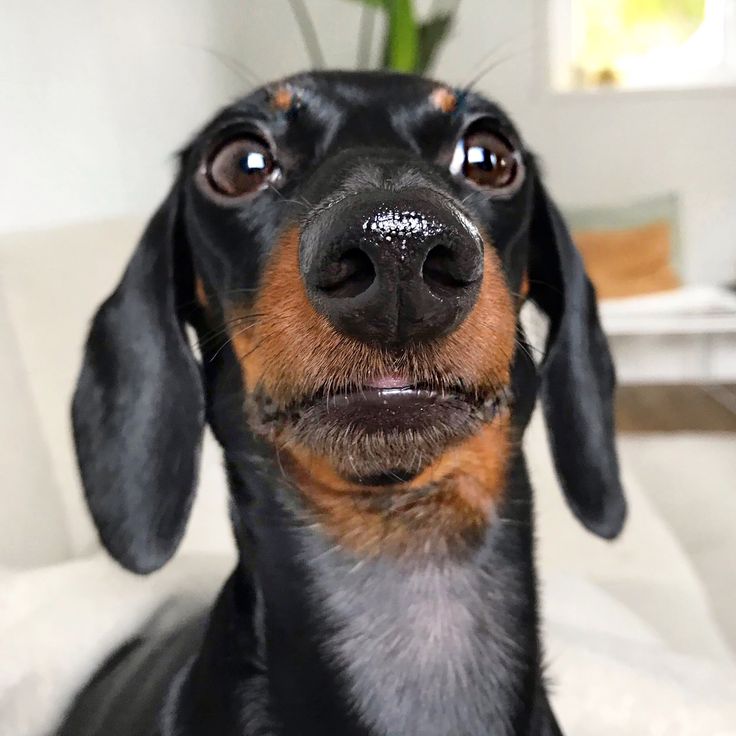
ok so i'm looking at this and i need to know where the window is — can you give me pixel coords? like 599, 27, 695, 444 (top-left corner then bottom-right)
550, 0, 736, 91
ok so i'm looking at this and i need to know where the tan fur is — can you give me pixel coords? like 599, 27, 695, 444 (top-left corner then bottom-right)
519, 271, 529, 303
227, 225, 517, 555
232, 227, 515, 404
194, 276, 209, 311
280, 417, 512, 556
430, 86, 458, 114
270, 85, 295, 112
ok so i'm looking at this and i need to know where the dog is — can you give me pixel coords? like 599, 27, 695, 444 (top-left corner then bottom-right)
62, 70, 626, 736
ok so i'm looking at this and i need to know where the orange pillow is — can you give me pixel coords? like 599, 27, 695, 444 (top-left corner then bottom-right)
574, 220, 681, 299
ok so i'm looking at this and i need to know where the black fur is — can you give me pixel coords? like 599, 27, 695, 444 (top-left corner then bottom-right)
64, 70, 624, 735
72, 189, 205, 573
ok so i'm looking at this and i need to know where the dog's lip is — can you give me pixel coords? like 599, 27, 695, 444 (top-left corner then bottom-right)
326, 385, 468, 408
257, 373, 509, 426
307, 373, 479, 410
365, 373, 416, 390
364, 373, 414, 390
288, 379, 508, 419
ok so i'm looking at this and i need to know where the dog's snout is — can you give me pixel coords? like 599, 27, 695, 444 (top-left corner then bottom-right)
301, 194, 484, 345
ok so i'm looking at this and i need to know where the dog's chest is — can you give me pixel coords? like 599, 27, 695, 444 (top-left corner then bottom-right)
306, 546, 524, 736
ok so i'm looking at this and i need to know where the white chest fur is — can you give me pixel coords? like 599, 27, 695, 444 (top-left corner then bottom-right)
305, 540, 527, 736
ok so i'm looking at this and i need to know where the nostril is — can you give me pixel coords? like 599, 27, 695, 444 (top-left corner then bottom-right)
318, 248, 376, 299
422, 244, 478, 295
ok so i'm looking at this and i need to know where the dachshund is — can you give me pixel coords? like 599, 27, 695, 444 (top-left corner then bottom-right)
62, 70, 626, 736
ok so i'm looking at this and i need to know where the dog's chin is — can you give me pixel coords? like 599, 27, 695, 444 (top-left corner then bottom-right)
259, 383, 507, 484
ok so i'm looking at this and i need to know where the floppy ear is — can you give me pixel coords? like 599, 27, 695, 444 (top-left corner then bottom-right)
528, 180, 626, 539
72, 187, 205, 573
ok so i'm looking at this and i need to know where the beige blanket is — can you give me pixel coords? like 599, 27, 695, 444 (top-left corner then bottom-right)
1, 554, 734, 736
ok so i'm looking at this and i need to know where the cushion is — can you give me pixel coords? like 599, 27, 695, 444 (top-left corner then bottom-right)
574, 221, 681, 298
565, 194, 682, 300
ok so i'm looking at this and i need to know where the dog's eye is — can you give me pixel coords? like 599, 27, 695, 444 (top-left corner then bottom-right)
202, 136, 276, 199
452, 128, 521, 192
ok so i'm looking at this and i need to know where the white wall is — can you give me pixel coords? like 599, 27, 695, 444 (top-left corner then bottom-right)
2, 0, 735, 283
0, 0, 240, 231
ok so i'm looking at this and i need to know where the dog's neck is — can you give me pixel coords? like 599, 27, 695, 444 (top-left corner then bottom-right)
292, 519, 537, 736
179, 449, 545, 736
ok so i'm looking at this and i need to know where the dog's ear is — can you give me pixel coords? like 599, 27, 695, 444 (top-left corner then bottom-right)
72, 185, 205, 573
528, 180, 626, 539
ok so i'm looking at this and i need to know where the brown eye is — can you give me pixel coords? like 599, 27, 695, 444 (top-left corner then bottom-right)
452, 128, 522, 192
202, 136, 276, 199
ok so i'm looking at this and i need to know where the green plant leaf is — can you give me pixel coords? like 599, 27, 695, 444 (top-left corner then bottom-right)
416, 12, 454, 73
386, 0, 419, 72
344, 0, 459, 73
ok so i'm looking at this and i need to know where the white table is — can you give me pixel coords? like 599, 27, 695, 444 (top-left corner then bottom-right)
600, 286, 736, 385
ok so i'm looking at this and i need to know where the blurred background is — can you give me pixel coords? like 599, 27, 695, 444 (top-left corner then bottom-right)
1, 2, 735, 734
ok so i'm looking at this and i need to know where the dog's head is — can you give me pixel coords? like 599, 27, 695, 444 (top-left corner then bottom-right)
73, 71, 625, 573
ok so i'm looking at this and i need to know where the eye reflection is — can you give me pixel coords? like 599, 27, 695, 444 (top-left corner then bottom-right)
450, 124, 522, 193
240, 152, 267, 174
201, 135, 277, 200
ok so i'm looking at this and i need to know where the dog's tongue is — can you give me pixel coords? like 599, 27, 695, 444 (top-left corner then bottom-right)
365, 374, 413, 390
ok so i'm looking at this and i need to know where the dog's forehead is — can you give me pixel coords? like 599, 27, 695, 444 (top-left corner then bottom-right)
263, 70, 449, 111
206, 71, 515, 143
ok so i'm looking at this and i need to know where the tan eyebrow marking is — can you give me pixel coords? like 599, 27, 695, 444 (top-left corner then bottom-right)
430, 86, 458, 114
270, 85, 296, 112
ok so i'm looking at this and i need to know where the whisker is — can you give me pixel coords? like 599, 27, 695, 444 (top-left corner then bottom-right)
195, 314, 266, 351
493, 516, 531, 529
209, 321, 261, 362
236, 338, 266, 363
526, 278, 564, 298
460, 27, 537, 93
184, 44, 263, 87
461, 190, 482, 205
267, 182, 312, 210
463, 45, 535, 94
273, 441, 288, 480
518, 337, 544, 357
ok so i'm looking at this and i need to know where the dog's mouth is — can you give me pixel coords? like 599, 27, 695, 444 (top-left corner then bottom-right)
301, 379, 503, 432
254, 373, 509, 483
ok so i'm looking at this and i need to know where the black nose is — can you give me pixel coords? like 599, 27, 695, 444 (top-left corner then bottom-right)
300, 193, 484, 346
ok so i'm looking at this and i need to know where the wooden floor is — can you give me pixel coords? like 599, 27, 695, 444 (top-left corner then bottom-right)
616, 384, 736, 433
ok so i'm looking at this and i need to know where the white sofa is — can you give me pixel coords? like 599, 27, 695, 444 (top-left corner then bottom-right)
1, 219, 735, 735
